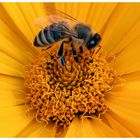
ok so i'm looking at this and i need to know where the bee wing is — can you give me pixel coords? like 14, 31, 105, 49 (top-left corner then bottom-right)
34, 16, 53, 28
34, 15, 79, 29
35, 6, 80, 29
44, 5, 79, 23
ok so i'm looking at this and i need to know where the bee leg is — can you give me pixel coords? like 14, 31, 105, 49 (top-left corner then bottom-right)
71, 42, 79, 63
95, 45, 102, 54
59, 56, 66, 67
57, 37, 72, 66
79, 46, 83, 53
58, 41, 66, 66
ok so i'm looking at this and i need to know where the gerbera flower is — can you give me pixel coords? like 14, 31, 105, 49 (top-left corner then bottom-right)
0, 2, 140, 137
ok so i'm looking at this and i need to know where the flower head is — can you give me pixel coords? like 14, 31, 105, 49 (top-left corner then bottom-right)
0, 2, 140, 137
24, 45, 117, 128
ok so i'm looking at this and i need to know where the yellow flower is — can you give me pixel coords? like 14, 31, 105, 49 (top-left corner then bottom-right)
0, 2, 140, 137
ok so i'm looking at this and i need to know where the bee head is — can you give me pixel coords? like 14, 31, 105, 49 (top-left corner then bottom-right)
86, 33, 101, 50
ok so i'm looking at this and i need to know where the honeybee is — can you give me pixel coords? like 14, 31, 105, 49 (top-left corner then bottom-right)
33, 8, 102, 66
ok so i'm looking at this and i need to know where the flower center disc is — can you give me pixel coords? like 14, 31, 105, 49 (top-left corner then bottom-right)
24, 46, 116, 128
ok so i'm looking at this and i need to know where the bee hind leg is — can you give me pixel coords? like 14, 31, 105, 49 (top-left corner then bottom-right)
79, 46, 83, 54
58, 41, 66, 66
71, 42, 79, 63
58, 39, 71, 66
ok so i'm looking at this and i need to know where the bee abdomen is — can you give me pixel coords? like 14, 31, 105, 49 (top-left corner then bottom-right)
43, 25, 65, 43
34, 23, 67, 47
44, 27, 57, 43
34, 29, 53, 47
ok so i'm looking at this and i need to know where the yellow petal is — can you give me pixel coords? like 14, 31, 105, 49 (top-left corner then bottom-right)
114, 36, 140, 75
0, 52, 24, 77
16, 3, 40, 37
0, 18, 37, 65
86, 3, 117, 32
0, 75, 25, 107
109, 111, 140, 137
55, 3, 91, 23
107, 19, 140, 58
0, 105, 34, 137
27, 123, 56, 137
16, 119, 56, 137
31, 3, 48, 17
18, 3, 54, 35
101, 3, 140, 55
104, 113, 134, 137
65, 118, 118, 137
106, 78, 140, 136
0, 3, 34, 43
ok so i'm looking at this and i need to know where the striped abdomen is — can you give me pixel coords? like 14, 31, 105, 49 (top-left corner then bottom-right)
34, 23, 69, 47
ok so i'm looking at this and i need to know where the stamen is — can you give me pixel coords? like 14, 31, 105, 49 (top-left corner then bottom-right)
24, 46, 117, 128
